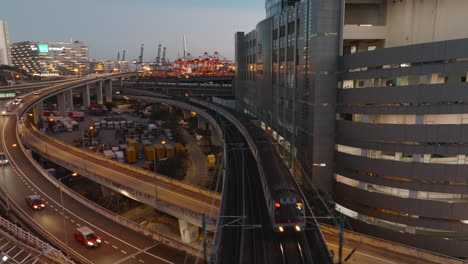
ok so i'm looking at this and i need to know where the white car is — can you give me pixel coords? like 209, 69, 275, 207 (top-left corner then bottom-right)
12, 98, 22, 105
0, 152, 9, 165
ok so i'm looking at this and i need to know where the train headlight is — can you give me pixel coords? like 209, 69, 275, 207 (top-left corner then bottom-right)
278, 226, 284, 232
295, 225, 301, 232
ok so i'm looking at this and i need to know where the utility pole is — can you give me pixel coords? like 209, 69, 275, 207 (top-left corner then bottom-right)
202, 214, 207, 264
338, 213, 345, 264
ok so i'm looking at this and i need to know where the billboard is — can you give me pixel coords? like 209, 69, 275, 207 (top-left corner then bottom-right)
38, 44, 49, 53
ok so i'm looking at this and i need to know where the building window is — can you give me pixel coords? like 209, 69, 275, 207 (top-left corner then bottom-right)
287, 46, 294, 61
280, 25, 286, 38
279, 48, 286, 61
272, 49, 278, 63
296, 19, 300, 36
273, 29, 279, 40
288, 21, 295, 35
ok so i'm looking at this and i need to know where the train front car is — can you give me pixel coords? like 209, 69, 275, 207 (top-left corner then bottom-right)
273, 191, 306, 233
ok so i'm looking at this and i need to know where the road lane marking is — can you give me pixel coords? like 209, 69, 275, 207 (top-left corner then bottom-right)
138, 260, 144, 263
121, 250, 127, 254
3, 115, 177, 264
112, 245, 118, 249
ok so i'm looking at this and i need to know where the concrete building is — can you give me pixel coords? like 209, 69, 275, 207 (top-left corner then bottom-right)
11, 41, 89, 75
90, 60, 137, 73
0, 20, 12, 66
235, 0, 468, 258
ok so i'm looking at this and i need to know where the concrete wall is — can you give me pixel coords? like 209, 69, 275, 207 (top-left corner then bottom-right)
344, 0, 468, 49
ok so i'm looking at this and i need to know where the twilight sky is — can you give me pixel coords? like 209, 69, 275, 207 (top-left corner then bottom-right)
0, 0, 264, 61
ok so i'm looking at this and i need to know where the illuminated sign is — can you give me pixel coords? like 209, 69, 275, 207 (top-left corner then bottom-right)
0, 93, 16, 98
49, 47, 64, 51
38, 44, 49, 53
30, 45, 37, 51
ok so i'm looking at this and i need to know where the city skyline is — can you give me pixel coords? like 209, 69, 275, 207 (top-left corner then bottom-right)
0, 0, 264, 61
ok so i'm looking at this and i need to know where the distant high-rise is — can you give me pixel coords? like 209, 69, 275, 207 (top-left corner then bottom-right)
0, 20, 12, 66
11, 40, 89, 75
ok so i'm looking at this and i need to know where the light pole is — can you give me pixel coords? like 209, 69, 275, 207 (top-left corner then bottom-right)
59, 172, 78, 257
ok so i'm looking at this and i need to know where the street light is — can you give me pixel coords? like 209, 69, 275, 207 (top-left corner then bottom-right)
58, 172, 78, 257
0, 253, 8, 262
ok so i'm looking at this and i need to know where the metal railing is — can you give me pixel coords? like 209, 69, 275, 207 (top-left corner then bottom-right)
0, 216, 73, 264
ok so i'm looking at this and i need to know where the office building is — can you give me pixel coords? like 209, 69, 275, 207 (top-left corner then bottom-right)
235, 0, 468, 257
0, 20, 12, 66
90, 60, 137, 73
11, 41, 89, 75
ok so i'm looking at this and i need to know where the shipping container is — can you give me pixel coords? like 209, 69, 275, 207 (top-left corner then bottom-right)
173, 143, 186, 153
155, 144, 166, 160
164, 143, 175, 158
144, 145, 155, 161
127, 138, 139, 152
126, 146, 137, 163
207, 154, 216, 168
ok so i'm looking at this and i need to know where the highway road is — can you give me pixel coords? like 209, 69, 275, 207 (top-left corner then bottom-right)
13, 76, 220, 228
0, 80, 197, 263
21, 121, 220, 220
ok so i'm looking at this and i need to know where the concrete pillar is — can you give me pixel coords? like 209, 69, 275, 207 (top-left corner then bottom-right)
33, 101, 44, 126
197, 116, 209, 130
105, 80, 113, 103
415, 115, 424, 124
96, 82, 103, 105
364, 79, 373, 88
418, 75, 428, 84
178, 219, 199, 244
81, 85, 90, 108
182, 109, 191, 120
65, 89, 73, 112
57, 93, 66, 117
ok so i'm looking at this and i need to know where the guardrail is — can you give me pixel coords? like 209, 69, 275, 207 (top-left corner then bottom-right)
320, 224, 466, 264
0, 216, 73, 264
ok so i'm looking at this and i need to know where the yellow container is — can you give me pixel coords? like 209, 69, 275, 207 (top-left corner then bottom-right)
155, 144, 166, 160
207, 154, 216, 168
164, 143, 175, 158
127, 138, 139, 152
173, 143, 186, 153
144, 145, 155, 161
126, 146, 136, 163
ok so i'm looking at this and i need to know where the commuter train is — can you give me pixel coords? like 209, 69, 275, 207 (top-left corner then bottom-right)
223, 106, 306, 233
252, 131, 306, 232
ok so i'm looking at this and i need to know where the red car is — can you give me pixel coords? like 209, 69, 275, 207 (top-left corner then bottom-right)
25, 195, 45, 209
74, 226, 102, 247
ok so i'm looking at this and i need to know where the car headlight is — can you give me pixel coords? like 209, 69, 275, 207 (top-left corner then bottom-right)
278, 226, 284, 232
295, 225, 301, 232
87, 241, 93, 246
33, 205, 38, 209
96, 239, 101, 243
41, 204, 45, 207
